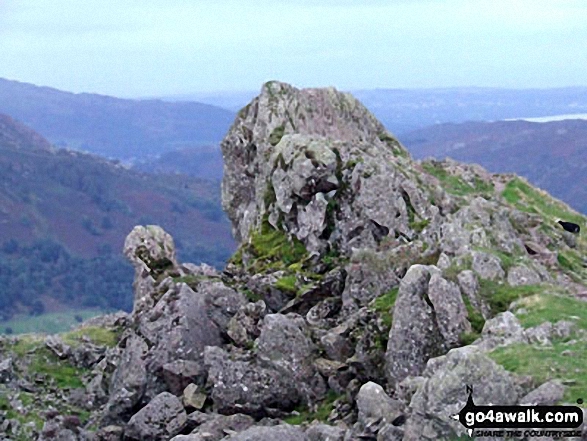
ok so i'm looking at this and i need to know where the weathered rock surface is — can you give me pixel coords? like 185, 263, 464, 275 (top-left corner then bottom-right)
471, 250, 505, 280
385, 265, 446, 387
172, 413, 254, 441
204, 346, 301, 416
507, 264, 541, 286
224, 424, 309, 441
221, 81, 424, 258
519, 380, 565, 405
0, 357, 12, 383
102, 333, 148, 424
356, 382, 403, 428
227, 300, 266, 347
475, 311, 528, 351
403, 346, 518, 440
138, 282, 222, 387
124, 225, 178, 314
427, 274, 470, 347
124, 392, 187, 440
305, 422, 346, 441
256, 313, 325, 403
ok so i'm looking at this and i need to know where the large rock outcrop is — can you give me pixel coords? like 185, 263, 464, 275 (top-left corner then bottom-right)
3, 81, 587, 441
221, 81, 420, 255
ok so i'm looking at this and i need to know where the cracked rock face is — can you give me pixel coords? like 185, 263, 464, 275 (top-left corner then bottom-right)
124, 392, 187, 440
221, 81, 416, 255
385, 265, 447, 387
203, 346, 302, 417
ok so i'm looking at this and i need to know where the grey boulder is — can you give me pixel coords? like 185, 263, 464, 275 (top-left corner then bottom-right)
224, 424, 309, 441
385, 265, 446, 387
124, 392, 187, 441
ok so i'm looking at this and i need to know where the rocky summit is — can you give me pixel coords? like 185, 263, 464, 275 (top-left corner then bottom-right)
1, 81, 587, 440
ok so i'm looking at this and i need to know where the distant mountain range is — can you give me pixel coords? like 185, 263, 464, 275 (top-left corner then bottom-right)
0, 114, 235, 318
353, 87, 587, 135
0, 78, 235, 161
168, 86, 587, 136
401, 118, 587, 214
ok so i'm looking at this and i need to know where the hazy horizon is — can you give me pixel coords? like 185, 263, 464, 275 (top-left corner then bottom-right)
1, 0, 586, 98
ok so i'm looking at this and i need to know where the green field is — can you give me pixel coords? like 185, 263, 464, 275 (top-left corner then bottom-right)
0, 309, 111, 335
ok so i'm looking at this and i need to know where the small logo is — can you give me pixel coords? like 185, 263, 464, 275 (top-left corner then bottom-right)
451, 385, 583, 438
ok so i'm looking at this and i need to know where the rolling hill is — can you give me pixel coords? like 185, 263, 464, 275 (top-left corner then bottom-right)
401, 118, 587, 214
0, 77, 235, 161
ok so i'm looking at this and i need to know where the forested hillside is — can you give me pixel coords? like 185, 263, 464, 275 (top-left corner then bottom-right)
0, 114, 235, 320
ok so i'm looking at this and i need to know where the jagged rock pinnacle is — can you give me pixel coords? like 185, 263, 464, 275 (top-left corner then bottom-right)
221, 81, 413, 254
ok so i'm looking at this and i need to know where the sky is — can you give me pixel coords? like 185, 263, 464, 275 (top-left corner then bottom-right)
0, 0, 586, 98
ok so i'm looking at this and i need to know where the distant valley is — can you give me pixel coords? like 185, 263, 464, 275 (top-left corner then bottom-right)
401, 118, 587, 214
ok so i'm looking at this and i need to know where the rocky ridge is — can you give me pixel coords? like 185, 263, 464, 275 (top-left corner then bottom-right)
1, 81, 587, 440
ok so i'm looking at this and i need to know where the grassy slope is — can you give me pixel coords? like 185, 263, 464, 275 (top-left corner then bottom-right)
1, 310, 106, 335
489, 293, 587, 404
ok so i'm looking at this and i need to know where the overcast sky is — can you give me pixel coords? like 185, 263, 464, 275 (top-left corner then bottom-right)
1, 0, 586, 98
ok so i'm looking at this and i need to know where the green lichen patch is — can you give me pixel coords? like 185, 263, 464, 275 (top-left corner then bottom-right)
243, 288, 262, 302
269, 125, 286, 146
410, 218, 430, 233
275, 275, 298, 294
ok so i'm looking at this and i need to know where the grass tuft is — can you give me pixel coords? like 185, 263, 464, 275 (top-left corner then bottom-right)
478, 280, 544, 315
422, 162, 491, 196
489, 291, 587, 405
28, 348, 87, 389
246, 219, 308, 273
284, 391, 340, 425
61, 326, 120, 348
371, 287, 399, 328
